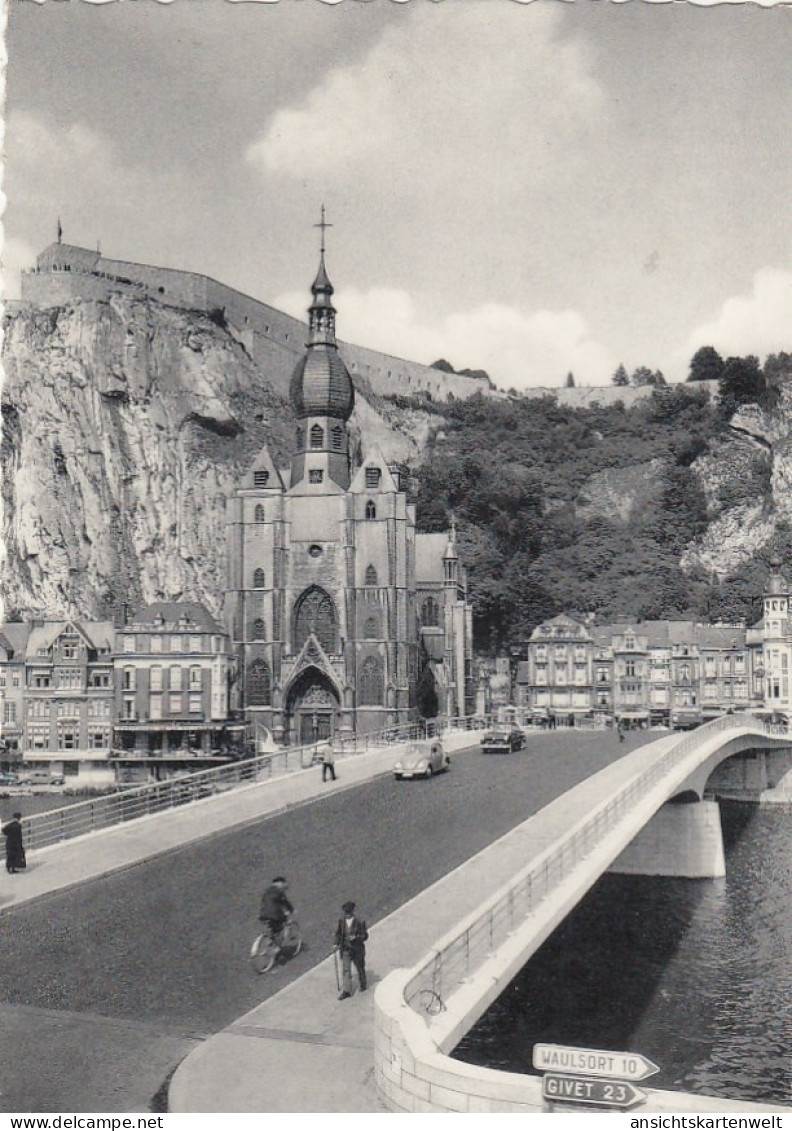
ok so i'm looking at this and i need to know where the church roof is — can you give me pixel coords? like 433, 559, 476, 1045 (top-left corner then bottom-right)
127, 602, 223, 633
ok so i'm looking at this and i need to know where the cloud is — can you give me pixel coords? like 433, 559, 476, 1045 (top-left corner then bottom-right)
675, 267, 792, 372
246, 4, 603, 203
4, 111, 194, 256
274, 284, 614, 390
1, 237, 38, 300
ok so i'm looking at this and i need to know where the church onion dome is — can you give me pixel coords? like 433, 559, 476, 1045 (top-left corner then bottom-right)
289, 349, 355, 420
289, 248, 355, 421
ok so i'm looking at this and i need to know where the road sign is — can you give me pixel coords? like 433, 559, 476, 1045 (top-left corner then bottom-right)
542, 1073, 646, 1110
533, 1043, 660, 1081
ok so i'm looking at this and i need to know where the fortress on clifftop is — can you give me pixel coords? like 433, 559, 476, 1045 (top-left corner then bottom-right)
20, 241, 495, 404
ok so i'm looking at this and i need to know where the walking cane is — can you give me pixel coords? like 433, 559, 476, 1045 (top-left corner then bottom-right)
332, 945, 340, 992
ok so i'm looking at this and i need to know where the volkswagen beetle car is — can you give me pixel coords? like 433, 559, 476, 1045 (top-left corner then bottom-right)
393, 739, 450, 780
480, 727, 525, 754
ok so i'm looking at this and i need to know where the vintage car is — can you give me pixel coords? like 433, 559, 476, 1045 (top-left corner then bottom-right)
393, 739, 450, 780
480, 727, 525, 754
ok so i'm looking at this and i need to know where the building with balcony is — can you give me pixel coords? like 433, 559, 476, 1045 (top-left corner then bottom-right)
21, 619, 115, 784
112, 602, 237, 783
517, 615, 758, 729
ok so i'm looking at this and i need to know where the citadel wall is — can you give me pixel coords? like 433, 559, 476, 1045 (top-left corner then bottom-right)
21, 244, 494, 403
20, 243, 676, 409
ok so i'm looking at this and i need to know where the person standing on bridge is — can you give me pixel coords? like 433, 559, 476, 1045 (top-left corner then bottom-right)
334, 900, 368, 999
2, 812, 26, 873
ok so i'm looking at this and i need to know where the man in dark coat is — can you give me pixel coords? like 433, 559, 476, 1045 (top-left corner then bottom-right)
258, 876, 293, 938
2, 812, 25, 873
334, 900, 368, 999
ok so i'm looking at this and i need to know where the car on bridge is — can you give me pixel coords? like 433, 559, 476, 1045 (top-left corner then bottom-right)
480, 727, 526, 754
393, 739, 450, 780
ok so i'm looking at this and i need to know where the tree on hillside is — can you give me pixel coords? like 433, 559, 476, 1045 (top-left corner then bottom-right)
631, 366, 665, 387
688, 345, 724, 383
430, 359, 455, 373
612, 364, 629, 387
764, 352, 792, 385
565, 371, 576, 388
718, 355, 765, 417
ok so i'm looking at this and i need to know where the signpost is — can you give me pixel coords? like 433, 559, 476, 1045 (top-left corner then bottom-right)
533, 1043, 660, 1111
542, 1073, 646, 1110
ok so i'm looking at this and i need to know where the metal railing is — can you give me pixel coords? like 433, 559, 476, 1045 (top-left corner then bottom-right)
20, 713, 490, 854
404, 712, 778, 1015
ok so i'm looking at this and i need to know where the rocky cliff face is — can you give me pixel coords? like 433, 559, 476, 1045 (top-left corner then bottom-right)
1, 295, 428, 621
3, 292, 790, 623
681, 395, 789, 579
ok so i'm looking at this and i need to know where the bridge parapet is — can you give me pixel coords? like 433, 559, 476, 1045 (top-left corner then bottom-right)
20, 714, 490, 853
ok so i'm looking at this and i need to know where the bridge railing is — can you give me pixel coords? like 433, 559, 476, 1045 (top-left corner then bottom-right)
403, 710, 771, 1015
20, 713, 490, 853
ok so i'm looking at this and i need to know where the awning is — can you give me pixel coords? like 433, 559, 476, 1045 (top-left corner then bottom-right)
114, 721, 234, 731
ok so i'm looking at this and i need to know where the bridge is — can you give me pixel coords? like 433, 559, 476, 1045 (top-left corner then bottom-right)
372, 714, 792, 1113
2, 715, 790, 1113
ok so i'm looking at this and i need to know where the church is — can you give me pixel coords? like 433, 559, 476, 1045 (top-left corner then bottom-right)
224, 231, 474, 745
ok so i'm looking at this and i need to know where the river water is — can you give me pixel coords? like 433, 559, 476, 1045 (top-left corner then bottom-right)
453, 801, 792, 1104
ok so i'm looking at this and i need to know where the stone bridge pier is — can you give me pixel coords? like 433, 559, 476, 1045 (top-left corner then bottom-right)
610, 743, 792, 879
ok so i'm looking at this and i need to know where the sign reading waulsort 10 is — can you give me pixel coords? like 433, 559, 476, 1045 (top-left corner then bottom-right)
533, 1043, 660, 1082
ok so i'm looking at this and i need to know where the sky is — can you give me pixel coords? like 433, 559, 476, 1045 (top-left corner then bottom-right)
3, 0, 792, 391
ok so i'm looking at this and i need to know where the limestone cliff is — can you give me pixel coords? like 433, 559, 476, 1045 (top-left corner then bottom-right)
1, 295, 428, 620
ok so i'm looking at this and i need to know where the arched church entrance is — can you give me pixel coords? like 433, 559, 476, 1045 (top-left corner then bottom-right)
417, 665, 440, 719
286, 667, 341, 746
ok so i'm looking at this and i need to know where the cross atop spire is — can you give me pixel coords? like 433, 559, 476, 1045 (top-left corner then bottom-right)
313, 204, 332, 256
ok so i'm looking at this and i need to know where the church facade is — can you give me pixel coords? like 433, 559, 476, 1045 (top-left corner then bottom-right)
224, 244, 474, 745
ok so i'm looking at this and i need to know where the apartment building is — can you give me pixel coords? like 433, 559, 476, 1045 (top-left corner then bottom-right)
112, 602, 238, 782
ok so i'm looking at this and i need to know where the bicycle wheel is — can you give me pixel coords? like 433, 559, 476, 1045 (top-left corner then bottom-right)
250, 931, 279, 974
279, 919, 303, 958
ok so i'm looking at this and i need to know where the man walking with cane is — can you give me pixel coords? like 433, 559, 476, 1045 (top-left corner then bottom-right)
334, 900, 368, 999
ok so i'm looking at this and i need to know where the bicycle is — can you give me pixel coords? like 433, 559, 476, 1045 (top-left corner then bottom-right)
250, 917, 303, 974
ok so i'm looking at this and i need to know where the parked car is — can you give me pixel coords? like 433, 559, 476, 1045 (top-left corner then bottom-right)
0, 772, 19, 786
480, 727, 525, 754
393, 739, 450, 780
17, 770, 64, 786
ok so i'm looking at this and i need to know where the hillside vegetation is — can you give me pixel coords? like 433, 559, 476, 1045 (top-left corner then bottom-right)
398, 360, 791, 653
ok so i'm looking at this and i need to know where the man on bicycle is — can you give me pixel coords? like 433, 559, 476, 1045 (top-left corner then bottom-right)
259, 876, 293, 940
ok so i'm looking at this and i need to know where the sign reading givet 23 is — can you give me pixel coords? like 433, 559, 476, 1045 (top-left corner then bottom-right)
533, 1043, 660, 1082
542, 1074, 647, 1109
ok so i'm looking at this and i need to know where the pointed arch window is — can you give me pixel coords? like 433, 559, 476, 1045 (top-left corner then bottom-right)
293, 586, 338, 654
247, 659, 272, 706
254, 504, 265, 523
310, 424, 324, 449
251, 618, 266, 642
359, 656, 384, 706
365, 500, 377, 520
365, 564, 378, 587
331, 425, 343, 451
363, 615, 380, 640
421, 597, 440, 627
253, 568, 265, 589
